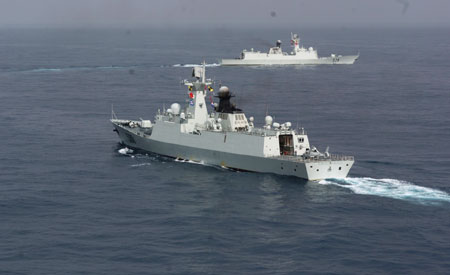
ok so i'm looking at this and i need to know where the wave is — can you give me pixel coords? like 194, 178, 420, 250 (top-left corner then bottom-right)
172, 63, 221, 68
118, 148, 226, 171
319, 177, 450, 205
174, 158, 234, 172
174, 158, 205, 165
130, 162, 152, 167
30, 68, 63, 72
15, 65, 132, 73
3, 63, 219, 73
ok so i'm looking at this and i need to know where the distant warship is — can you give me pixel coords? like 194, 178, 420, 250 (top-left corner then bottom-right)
220, 33, 359, 66
111, 65, 354, 180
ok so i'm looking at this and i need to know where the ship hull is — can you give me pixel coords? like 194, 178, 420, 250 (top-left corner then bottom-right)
220, 54, 359, 66
112, 121, 353, 181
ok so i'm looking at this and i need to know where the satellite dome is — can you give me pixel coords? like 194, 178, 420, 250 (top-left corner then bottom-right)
265, 115, 273, 125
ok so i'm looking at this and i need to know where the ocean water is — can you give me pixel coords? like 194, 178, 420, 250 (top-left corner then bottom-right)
0, 27, 449, 274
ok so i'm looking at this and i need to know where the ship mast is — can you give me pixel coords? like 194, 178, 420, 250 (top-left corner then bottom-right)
291, 32, 300, 52
181, 64, 213, 125
201, 61, 206, 83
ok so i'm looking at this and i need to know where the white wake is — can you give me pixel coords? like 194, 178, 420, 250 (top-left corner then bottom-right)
319, 177, 450, 205
172, 63, 221, 68
27, 66, 129, 73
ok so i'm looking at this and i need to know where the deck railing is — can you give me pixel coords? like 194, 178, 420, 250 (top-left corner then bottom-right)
271, 154, 354, 162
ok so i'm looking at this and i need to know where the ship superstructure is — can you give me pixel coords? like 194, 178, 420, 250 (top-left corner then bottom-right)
220, 33, 359, 66
111, 65, 354, 180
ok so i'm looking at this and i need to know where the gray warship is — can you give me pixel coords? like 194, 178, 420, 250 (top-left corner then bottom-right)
111, 65, 354, 180
220, 33, 359, 66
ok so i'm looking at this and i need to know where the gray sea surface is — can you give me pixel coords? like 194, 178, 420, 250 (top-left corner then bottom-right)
1, 27, 450, 274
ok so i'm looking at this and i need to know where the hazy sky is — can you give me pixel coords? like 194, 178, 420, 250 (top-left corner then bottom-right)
0, 0, 449, 28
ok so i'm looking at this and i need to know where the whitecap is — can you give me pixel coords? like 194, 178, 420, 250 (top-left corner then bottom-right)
118, 147, 134, 155
174, 158, 204, 165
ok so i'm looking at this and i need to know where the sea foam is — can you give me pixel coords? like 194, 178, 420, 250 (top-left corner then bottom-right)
319, 177, 450, 205
118, 147, 134, 155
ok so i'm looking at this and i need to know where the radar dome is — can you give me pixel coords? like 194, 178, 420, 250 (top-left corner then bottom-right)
219, 86, 229, 93
170, 103, 181, 115
273, 122, 280, 129
218, 86, 230, 98
265, 115, 273, 125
